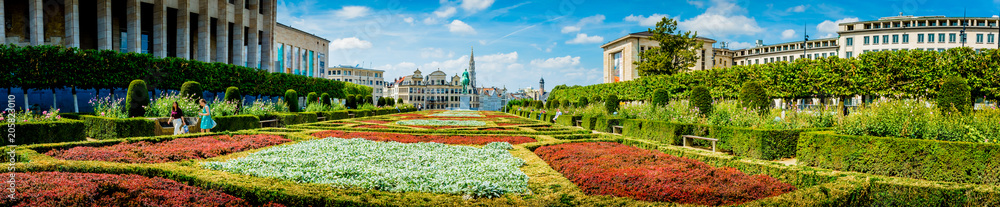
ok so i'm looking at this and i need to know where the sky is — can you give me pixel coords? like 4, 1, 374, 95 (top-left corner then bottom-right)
276, 0, 1000, 90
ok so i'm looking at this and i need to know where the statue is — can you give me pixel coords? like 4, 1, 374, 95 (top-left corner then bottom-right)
461, 69, 470, 94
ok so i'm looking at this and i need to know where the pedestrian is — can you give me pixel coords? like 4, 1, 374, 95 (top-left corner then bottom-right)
553, 109, 562, 122
198, 99, 216, 133
170, 102, 187, 135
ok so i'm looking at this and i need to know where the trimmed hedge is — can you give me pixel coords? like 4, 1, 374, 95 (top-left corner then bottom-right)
214, 115, 260, 132
6, 120, 86, 145
125, 79, 149, 117
321, 111, 350, 120
555, 115, 581, 127
621, 119, 826, 160
285, 90, 299, 112
797, 131, 1000, 184
275, 113, 318, 127
82, 115, 156, 139
594, 117, 622, 133
621, 119, 693, 146
580, 115, 599, 130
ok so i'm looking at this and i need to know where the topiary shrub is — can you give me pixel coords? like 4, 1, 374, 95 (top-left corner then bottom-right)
937, 76, 971, 113
320, 93, 331, 106
306, 92, 319, 105
125, 79, 149, 118
592, 95, 603, 103
578, 97, 589, 106
180, 81, 202, 100
346, 95, 356, 109
378, 97, 387, 106
652, 88, 670, 106
739, 81, 770, 114
605, 95, 619, 114
561, 100, 571, 108
690, 85, 713, 115
224, 86, 241, 103
396, 97, 404, 105
285, 89, 299, 112
364, 95, 373, 105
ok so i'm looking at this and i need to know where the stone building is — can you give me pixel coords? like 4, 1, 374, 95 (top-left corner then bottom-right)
600, 31, 719, 83
477, 87, 507, 111
387, 69, 479, 110
275, 22, 328, 78
326, 65, 385, 100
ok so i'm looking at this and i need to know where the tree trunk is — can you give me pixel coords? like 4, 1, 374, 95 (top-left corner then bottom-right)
72, 86, 79, 113
23, 89, 29, 111
52, 88, 58, 109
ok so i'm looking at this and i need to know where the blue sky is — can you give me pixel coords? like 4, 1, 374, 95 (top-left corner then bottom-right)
277, 0, 1000, 90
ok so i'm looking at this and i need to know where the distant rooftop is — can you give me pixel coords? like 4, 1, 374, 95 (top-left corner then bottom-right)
330, 65, 385, 72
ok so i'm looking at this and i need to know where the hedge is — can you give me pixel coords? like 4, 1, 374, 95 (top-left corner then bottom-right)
621, 119, 692, 146
213, 115, 261, 132
580, 115, 599, 130
321, 111, 350, 120
594, 117, 622, 133
555, 115, 581, 127
621, 119, 828, 160
275, 113, 318, 127
82, 115, 156, 139
797, 131, 1000, 184
6, 120, 86, 145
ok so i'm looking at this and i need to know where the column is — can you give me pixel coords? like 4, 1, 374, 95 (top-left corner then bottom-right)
232, 0, 244, 66
152, 0, 167, 57
215, 0, 229, 63
177, 0, 190, 59
64, 0, 81, 48
126, 0, 140, 53
260, 0, 274, 71
197, 0, 211, 61
97, 0, 112, 50
247, 0, 259, 68
1, 0, 6, 44
29, 0, 43, 45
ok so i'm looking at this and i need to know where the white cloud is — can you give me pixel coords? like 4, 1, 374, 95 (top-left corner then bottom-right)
687, 0, 706, 8
781, 29, 796, 40
625, 14, 668, 27
335, 6, 371, 19
817, 17, 859, 38
530, 56, 581, 69
479, 52, 518, 63
788, 5, 808, 13
447, 20, 477, 35
460, 0, 495, 13
726, 41, 756, 49
566, 33, 604, 44
403, 17, 415, 24
435, 7, 457, 18
677, 0, 764, 37
420, 48, 455, 59
330, 37, 372, 50
561, 26, 581, 34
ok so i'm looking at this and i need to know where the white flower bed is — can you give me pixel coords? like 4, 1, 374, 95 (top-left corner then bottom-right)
202, 138, 529, 198
396, 119, 487, 126
429, 111, 483, 117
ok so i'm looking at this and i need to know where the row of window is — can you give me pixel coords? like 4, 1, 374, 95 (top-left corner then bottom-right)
407, 88, 467, 94
852, 33, 996, 46
741, 52, 838, 65
328, 70, 382, 77
856, 20, 998, 30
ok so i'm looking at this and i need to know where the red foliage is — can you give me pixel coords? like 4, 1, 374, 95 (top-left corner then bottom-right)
2, 172, 285, 207
534, 142, 796, 206
46, 135, 291, 163
497, 123, 522, 126
311, 130, 536, 145
354, 125, 389, 129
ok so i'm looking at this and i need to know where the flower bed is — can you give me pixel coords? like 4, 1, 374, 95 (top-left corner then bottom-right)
311, 130, 536, 145
360, 120, 390, 124
535, 142, 796, 206
396, 119, 487, 126
203, 138, 529, 198
46, 134, 291, 163
353, 125, 389, 129
2, 172, 282, 207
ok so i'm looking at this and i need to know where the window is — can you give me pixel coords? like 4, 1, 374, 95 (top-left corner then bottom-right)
917, 34, 924, 43
882, 35, 889, 44
939, 34, 945, 43
873, 36, 879, 44
949, 33, 957, 43
893, 35, 899, 43
902, 34, 909, 43
928, 33, 935, 43
929, 22, 936, 26
938, 48, 945, 52
807, 54, 812, 59
918, 22, 926, 26
989, 34, 996, 44
977, 34, 984, 43
864, 36, 870, 45
829, 52, 835, 57
822, 53, 827, 58
846, 52, 853, 58
846, 37, 854, 46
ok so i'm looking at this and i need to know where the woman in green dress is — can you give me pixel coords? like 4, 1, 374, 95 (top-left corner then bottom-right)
198, 99, 216, 132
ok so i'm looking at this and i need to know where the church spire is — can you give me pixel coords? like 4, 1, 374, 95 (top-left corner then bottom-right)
469, 46, 477, 94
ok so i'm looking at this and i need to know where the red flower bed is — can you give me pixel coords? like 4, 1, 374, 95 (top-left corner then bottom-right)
497, 123, 522, 126
354, 125, 388, 129
311, 130, 536, 145
3, 172, 284, 207
46, 135, 291, 163
535, 142, 796, 206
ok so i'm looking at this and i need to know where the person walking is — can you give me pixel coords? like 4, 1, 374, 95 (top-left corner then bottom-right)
198, 99, 216, 133
553, 109, 562, 123
170, 102, 187, 135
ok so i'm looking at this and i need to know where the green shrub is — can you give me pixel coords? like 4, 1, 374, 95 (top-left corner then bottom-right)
594, 117, 622, 133
605, 95, 619, 114
937, 76, 971, 113
591, 95, 602, 103
275, 112, 319, 127
224, 86, 242, 103
125, 79, 149, 118
285, 90, 299, 112
580, 115, 600, 130
690, 85, 713, 115
561, 100, 571, 108
320, 93, 331, 106
396, 98, 404, 105
306, 92, 319, 105
5, 120, 86, 145
354, 95, 364, 106
322, 110, 350, 120
364, 95, 373, 105
652, 88, 670, 106
739, 81, 770, 114
346, 95, 356, 109
549, 100, 560, 109
214, 115, 260, 132
577, 97, 589, 107
180, 81, 202, 100
82, 115, 156, 139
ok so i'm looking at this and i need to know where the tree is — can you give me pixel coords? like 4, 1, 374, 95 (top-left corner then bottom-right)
577, 97, 589, 107
937, 76, 971, 113
285, 89, 299, 112
125, 79, 149, 117
634, 17, 704, 76
397, 98, 404, 105
605, 95, 619, 114
180, 81, 202, 100
739, 81, 770, 114
320, 93, 331, 106
691, 85, 713, 115
224, 87, 242, 103
652, 88, 670, 106
306, 92, 319, 105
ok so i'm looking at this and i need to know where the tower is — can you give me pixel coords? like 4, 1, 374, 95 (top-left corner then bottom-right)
469, 47, 477, 94
539, 77, 545, 94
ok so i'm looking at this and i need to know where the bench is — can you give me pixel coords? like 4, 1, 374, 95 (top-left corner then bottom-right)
260, 119, 278, 128
575, 120, 582, 127
348, 113, 356, 118
612, 125, 624, 134
317, 116, 326, 121
681, 135, 719, 152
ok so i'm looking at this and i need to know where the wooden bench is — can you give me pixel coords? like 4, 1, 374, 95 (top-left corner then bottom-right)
317, 116, 326, 121
612, 125, 624, 134
681, 135, 719, 152
260, 119, 278, 128
575, 120, 583, 127
348, 113, 356, 118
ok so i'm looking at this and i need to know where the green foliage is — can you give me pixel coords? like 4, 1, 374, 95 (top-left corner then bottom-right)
591, 95, 602, 103
549, 100, 560, 109
144, 92, 200, 117
937, 76, 971, 113
224, 87, 242, 103
561, 100, 571, 108
364, 95, 373, 105
82, 115, 156, 139
306, 92, 319, 105
346, 95, 356, 109
275, 112, 318, 127
213, 115, 260, 132
320, 93, 331, 106
839, 100, 1000, 142
4, 120, 86, 145
396, 98, 404, 105
690, 85, 713, 115
304, 103, 333, 112
284, 90, 299, 112
577, 97, 589, 107
210, 97, 240, 116
605, 95, 619, 114
652, 88, 670, 106
125, 79, 149, 117
180, 81, 203, 100
634, 17, 704, 76
739, 81, 770, 114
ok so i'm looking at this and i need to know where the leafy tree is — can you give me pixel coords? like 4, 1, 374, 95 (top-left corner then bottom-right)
396, 98, 404, 105
937, 76, 971, 113
125, 79, 149, 117
634, 17, 704, 76
691, 85, 713, 115
180, 81, 202, 100
652, 88, 670, 106
561, 99, 571, 108
577, 97, 589, 106
224, 87, 241, 103
320, 93, 331, 106
346, 95, 356, 109
739, 81, 770, 114
306, 92, 319, 105
285, 89, 299, 112
364, 95, 373, 105
605, 95, 619, 114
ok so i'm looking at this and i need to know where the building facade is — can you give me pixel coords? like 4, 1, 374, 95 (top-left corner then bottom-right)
477, 87, 507, 111
326, 65, 386, 99
274, 23, 328, 78
734, 38, 839, 66
601, 31, 718, 83
388, 69, 478, 110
